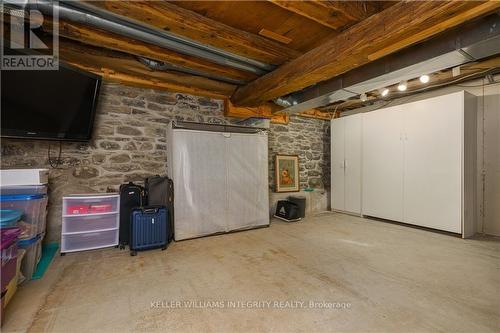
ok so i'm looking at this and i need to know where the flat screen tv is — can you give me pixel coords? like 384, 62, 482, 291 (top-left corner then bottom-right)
1, 62, 101, 142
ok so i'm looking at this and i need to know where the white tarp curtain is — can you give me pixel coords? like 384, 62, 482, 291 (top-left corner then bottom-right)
169, 128, 269, 240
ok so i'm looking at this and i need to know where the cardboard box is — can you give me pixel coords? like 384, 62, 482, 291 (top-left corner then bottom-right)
0, 169, 49, 186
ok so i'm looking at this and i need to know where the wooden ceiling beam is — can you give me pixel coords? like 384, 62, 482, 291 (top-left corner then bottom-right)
268, 0, 381, 30
231, 1, 500, 106
54, 38, 236, 99
224, 100, 331, 123
224, 100, 289, 124
85, 1, 301, 66
48, 19, 258, 84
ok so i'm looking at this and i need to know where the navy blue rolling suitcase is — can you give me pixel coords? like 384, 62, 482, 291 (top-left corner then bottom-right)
119, 182, 145, 249
130, 206, 169, 256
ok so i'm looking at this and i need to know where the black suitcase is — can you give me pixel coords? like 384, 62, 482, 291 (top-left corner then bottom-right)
130, 206, 169, 256
274, 200, 301, 222
145, 175, 174, 242
119, 182, 145, 249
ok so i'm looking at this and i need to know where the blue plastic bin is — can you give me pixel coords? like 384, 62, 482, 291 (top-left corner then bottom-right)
0, 185, 47, 195
17, 234, 43, 281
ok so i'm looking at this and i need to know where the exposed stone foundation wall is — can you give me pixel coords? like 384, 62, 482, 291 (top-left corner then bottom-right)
269, 117, 330, 190
1, 82, 330, 242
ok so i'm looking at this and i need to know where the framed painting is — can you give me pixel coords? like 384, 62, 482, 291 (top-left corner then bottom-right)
275, 154, 299, 193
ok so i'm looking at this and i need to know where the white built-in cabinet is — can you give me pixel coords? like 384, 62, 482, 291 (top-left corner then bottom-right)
332, 91, 477, 237
331, 113, 362, 215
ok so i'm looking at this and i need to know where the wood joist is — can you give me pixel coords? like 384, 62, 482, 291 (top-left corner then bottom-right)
224, 100, 289, 124
55, 38, 237, 99
85, 1, 301, 66
231, 1, 500, 106
5, 1, 499, 123
50, 19, 258, 84
225, 100, 332, 124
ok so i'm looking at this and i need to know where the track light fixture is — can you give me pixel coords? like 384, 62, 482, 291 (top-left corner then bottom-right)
380, 88, 389, 97
360, 93, 368, 102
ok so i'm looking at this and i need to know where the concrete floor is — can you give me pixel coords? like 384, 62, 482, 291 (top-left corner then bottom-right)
3, 213, 500, 332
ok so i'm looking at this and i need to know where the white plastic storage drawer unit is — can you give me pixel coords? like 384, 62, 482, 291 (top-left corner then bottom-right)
61, 194, 119, 254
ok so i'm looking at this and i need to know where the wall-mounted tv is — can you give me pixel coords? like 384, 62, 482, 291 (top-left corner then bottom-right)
1, 61, 101, 142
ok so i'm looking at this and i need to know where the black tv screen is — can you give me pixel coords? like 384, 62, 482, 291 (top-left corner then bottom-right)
1, 64, 101, 141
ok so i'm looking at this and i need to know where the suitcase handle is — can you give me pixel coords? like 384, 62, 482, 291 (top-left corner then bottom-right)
143, 208, 159, 214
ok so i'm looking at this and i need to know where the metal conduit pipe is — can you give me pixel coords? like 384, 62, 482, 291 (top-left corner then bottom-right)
28, 0, 272, 75
275, 14, 500, 114
137, 57, 247, 85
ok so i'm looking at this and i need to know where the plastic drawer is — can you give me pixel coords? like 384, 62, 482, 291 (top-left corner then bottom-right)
63, 213, 119, 234
61, 229, 118, 253
64, 195, 119, 216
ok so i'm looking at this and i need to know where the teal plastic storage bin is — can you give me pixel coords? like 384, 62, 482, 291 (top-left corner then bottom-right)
0, 209, 23, 228
0, 194, 48, 239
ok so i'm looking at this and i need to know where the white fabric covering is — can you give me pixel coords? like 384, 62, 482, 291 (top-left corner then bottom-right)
169, 127, 269, 240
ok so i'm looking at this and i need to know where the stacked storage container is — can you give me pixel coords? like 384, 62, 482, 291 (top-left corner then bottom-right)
1, 227, 20, 321
0, 184, 48, 319
0, 170, 49, 323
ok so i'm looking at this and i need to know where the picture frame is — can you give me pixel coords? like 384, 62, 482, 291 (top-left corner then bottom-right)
275, 154, 300, 193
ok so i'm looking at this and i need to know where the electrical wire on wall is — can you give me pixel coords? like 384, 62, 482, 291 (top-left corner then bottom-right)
48, 141, 64, 169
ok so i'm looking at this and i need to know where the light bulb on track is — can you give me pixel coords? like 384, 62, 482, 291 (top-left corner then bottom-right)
420, 74, 430, 84
380, 88, 389, 97
397, 81, 407, 92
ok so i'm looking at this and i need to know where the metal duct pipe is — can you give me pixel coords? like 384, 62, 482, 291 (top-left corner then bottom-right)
28, 0, 272, 75
137, 57, 247, 85
273, 97, 293, 107
277, 14, 500, 114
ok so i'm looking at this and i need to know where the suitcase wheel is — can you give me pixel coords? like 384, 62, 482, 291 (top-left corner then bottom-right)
60, 253, 66, 256
119, 244, 125, 250
161, 246, 167, 251
130, 251, 137, 256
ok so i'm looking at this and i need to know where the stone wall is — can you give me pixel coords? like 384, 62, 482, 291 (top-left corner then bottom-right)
269, 117, 330, 191
1, 82, 330, 242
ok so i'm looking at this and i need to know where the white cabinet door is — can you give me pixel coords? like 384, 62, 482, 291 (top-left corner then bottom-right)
402, 93, 463, 233
362, 106, 404, 221
331, 118, 345, 211
344, 114, 362, 214
226, 132, 269, 231
172, 130, 227, 240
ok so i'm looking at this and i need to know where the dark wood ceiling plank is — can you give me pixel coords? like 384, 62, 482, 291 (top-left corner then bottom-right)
172, 1, 336, 53
85, 1, 301, 66
231, 1, 500, 106
268, 0, 380, 30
